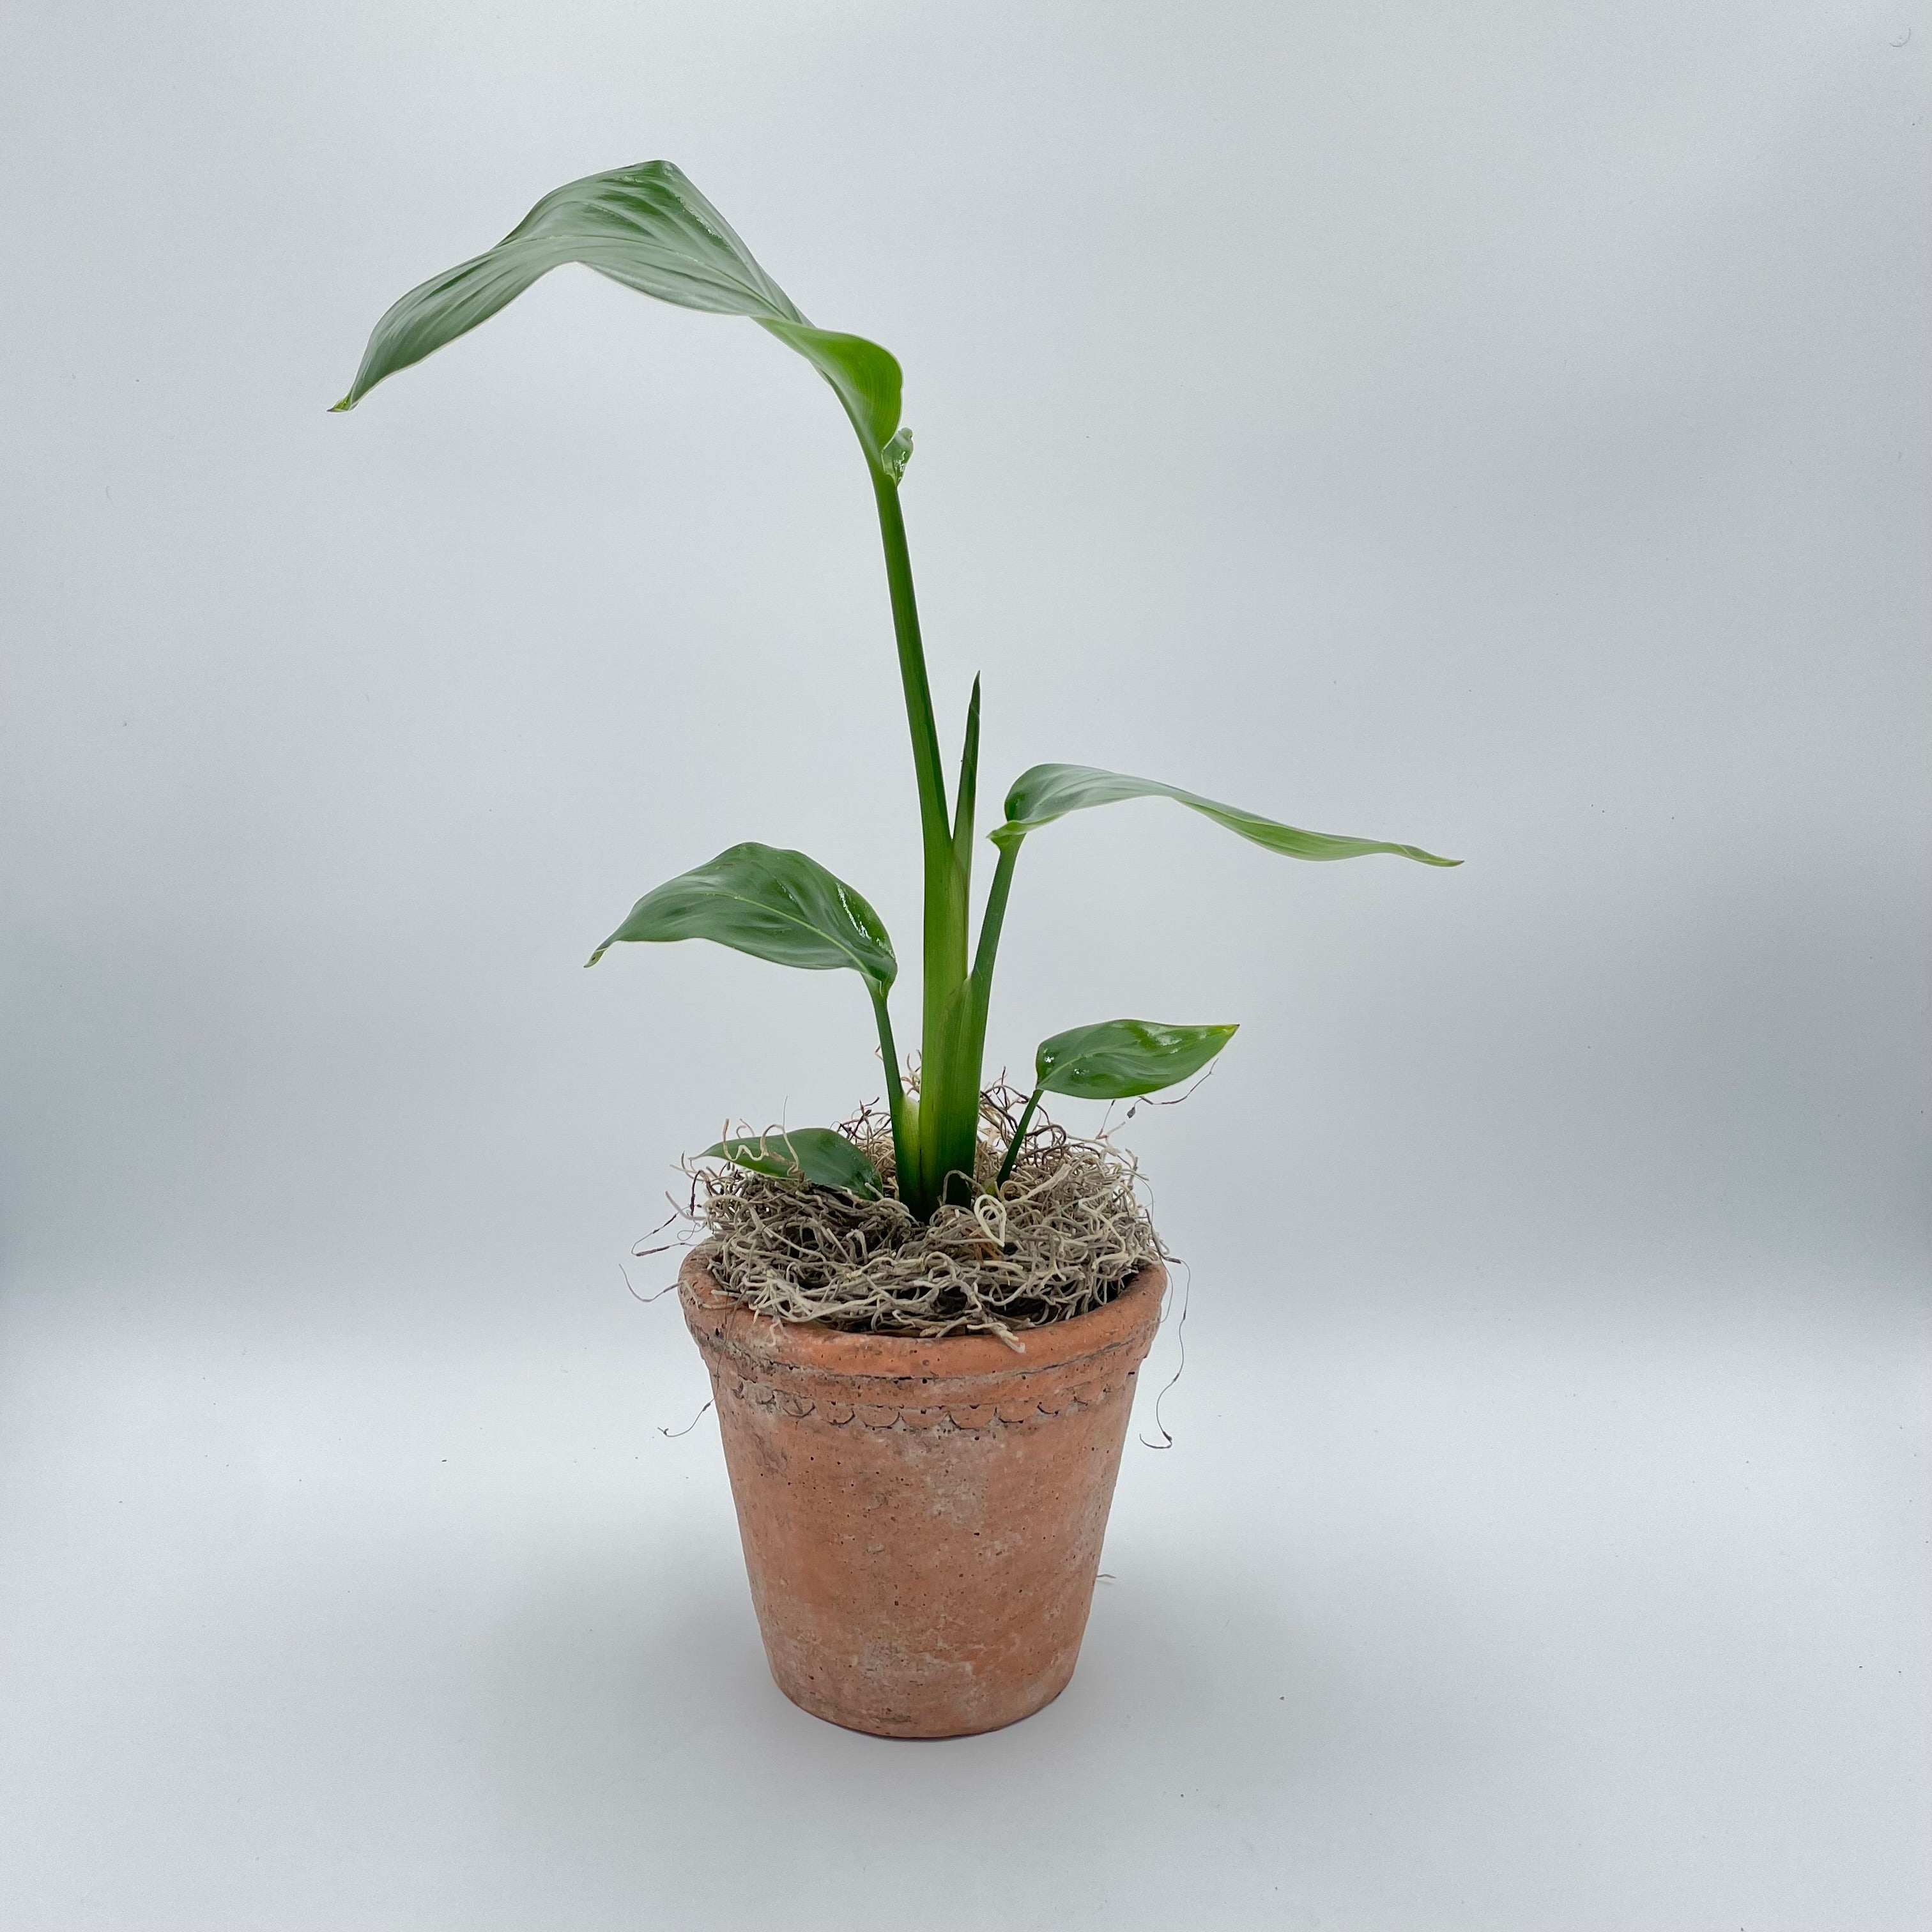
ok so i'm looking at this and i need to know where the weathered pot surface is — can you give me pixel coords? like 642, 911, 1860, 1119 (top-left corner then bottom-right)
679, 1250, 1168, 1738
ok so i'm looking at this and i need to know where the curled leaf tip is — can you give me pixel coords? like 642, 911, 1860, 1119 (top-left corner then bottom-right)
327, 395, 355, 413
880, 425, 914, 482
584, 946, 608, 968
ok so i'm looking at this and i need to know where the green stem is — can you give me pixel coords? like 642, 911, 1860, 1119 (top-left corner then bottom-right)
869, 471, 950, 872
995, 1085, 1043, 1191
969, 836, 1021, 1023
945, 833, 1022, 1158
868, 986, 916, 1204
923, 677, 985, 1207
869, 468, 961, 1217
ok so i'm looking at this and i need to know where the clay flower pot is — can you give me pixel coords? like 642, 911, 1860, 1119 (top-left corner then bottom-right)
678, 1251, 1168, 1738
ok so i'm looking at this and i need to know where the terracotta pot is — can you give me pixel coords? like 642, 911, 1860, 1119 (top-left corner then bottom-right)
678, 1251, 1167, 1738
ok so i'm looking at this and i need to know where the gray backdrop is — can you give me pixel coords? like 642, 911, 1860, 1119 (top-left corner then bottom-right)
3, 2, 1926, 1926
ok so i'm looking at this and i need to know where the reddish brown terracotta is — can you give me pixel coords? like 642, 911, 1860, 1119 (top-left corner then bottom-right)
679, 1252, 1167, 1738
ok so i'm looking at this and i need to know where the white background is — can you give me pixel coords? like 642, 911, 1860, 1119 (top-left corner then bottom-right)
3, 3, 1927, 1926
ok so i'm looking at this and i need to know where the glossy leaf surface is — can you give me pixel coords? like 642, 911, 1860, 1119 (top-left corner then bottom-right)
332, 160, 903, 466
586, 841, 896, 993
758, 320, 903, 462
995, 764, 1459, 866
702, 1128, 882, 1197
1034, 1018, 1239, 1100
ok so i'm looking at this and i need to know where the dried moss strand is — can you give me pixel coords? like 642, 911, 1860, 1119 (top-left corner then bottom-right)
684, 1087, 1163, 1339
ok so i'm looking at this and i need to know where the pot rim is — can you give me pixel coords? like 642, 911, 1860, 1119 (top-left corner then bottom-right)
678, 1249, 1168, 1380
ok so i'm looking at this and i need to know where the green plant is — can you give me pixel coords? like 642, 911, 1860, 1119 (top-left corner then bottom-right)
334, 160, 1457, 1221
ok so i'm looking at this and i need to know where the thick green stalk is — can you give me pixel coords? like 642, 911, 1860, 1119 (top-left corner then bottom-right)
924, 678, 987, 1203
868, 468, 966, 1216
869, 472, 950, 867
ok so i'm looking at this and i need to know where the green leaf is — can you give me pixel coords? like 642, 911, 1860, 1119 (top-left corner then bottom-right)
993, 764, 1459, 866
586, 841, 896, 993
758, 320, 903, 467
702, 1129, 882, 1197
1034, 1018, 1239, 1100
331, 160, 903, 468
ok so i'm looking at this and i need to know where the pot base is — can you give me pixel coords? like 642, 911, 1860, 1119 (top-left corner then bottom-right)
776, 1667, 1074, 1741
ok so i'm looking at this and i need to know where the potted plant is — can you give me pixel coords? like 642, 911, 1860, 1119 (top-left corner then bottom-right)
333, 160, 1455, 1738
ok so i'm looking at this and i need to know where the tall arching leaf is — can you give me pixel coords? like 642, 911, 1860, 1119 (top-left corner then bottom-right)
993, 763, 1459, 866
330, 160, 904, 469
586, 841, 896, 995
758, 321, 903, 466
